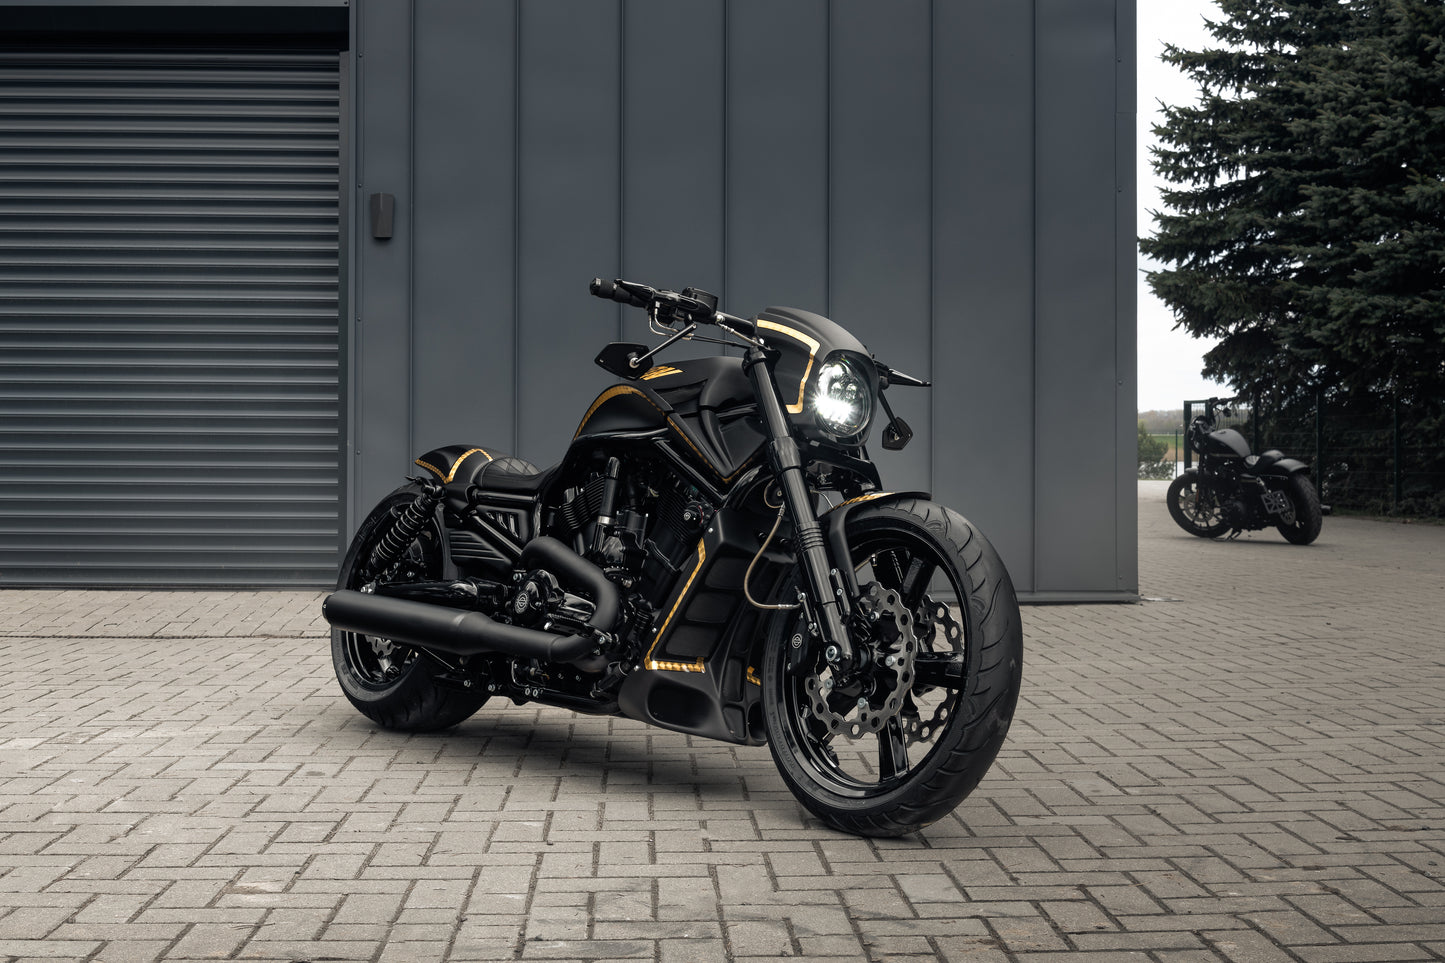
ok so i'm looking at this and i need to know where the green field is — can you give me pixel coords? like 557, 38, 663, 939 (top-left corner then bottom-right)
1148, 432, 1181, 462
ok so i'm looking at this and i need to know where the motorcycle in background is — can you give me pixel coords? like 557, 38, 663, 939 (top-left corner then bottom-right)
1167, 397, 1325, 544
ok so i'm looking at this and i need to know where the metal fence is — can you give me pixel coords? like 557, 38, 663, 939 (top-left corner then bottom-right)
1181, 393, 1445, 517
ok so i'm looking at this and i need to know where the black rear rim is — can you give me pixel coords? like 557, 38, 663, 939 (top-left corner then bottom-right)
774, 527, 970, 799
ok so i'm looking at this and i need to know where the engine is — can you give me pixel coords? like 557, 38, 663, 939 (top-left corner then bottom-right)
508, 568, 596, 632
552, 456, 715, 607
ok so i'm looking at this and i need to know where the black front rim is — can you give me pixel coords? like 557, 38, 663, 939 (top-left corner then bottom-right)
1181, 479, 1224, 529
776, 528, 970, 800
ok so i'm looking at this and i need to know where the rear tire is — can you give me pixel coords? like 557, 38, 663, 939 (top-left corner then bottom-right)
1275, 474, 1323, 545
331, 485, 488, 731
761, 499, 1022, 837
1167, 472, 1229, 538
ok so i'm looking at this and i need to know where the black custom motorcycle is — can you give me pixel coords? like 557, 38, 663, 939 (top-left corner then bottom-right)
1167, 397, 1324, 544
321, 278, 1022, 837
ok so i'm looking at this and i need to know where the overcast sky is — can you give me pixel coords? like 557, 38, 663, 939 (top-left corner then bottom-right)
1136, 0, 1229, 411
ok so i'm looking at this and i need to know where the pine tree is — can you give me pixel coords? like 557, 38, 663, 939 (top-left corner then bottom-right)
1142, 0, 1445, 411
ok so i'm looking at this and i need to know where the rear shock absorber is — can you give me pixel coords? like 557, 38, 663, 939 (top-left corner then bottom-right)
367, 479, 444, 575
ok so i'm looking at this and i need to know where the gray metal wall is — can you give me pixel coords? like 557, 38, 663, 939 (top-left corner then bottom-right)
351, 0, 1137, 601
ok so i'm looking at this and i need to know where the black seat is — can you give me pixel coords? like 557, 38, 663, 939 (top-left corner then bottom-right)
1248, 449, 1284, 471
472, 456, 553, 496
415, 444, 552, 496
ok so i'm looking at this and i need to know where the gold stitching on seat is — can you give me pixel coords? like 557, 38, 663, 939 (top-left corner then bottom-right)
414, 447, 493, 483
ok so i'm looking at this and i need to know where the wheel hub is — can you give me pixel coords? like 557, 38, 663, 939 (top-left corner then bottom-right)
802, 582, 918, 738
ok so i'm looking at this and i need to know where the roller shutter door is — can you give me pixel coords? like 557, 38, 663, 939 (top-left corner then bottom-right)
0, 51, 341, 586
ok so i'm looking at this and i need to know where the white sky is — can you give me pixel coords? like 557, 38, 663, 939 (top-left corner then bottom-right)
1136, 0, 1230, 411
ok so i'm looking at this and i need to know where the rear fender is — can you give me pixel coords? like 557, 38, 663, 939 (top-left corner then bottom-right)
414, 444, 497, 487
1258, 458, 1309, 478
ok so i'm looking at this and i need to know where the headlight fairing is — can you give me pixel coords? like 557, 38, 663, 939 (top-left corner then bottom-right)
812, 355, 874, 441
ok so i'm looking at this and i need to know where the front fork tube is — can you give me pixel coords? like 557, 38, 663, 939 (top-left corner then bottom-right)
745, 349, 855, 665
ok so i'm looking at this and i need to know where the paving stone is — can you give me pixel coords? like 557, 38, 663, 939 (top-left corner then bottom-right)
0, 485, 1441, 961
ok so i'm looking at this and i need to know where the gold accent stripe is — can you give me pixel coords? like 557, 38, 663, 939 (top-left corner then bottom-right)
755, 318, 820, 414
414, 447, 492, 483
825, 491, 895, 513
644, 540, 707, 673
651, 659, 705, 674
577, 386, 756, 483
640, 365, 682, 380
665, 416, 756, 484
574, 385, 669, 440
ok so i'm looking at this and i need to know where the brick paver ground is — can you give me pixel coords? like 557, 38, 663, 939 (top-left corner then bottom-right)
1, 482, 1441, 962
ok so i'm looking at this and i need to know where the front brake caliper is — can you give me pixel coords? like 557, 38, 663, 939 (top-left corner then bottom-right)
802, 581, 918, 738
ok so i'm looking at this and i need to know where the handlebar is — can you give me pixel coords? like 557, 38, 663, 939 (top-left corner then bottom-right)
1190, 397, 1236, 434
589, 277, 755, 337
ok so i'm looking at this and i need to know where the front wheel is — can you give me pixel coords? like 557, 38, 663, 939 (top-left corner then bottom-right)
331, 485, 488, 731
1167, 472, 1229, 538
761, 499, 1022, 837
1274, 474, 1322, 545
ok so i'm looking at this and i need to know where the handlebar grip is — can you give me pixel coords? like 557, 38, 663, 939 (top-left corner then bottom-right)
589, 277, 625, 302
589, 277, 651, 308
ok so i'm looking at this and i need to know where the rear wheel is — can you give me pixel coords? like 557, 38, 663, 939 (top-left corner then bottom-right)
1167, 472, 1229, 538
761, 499, 1022, 837
1275, 474, 1323, 545
330, 485, 488, 731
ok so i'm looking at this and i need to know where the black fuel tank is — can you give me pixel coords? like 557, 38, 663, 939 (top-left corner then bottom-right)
1202, 427, 1250, 459
576, 358, 767, 487
636, 357, 767, 483
573, 383, 672, 440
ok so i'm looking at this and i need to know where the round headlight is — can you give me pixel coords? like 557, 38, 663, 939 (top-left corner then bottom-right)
813, 358, 873, 438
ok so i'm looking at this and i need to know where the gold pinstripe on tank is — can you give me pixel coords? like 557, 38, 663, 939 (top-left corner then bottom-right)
574, 385, 669, 439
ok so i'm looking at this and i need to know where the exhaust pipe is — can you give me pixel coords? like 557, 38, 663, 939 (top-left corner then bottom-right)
322, 536, 619, 664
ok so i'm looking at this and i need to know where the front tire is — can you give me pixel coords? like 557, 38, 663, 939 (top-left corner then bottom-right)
761, 499, 1022, 837
331, 485, 488, 731
1275, 474, 1323, 545
1167, 472, 1229, 538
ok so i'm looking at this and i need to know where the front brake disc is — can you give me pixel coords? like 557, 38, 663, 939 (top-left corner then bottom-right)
900, 597, 964, 744
801, 582, 918, 738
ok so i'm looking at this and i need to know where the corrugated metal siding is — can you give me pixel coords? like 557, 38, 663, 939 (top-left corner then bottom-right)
0, 51, 341, 586
353, 0, 1136, 599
